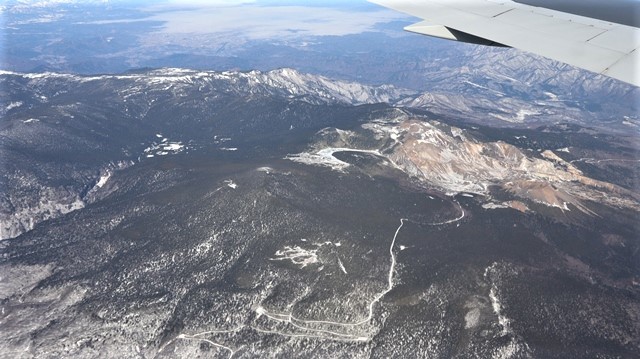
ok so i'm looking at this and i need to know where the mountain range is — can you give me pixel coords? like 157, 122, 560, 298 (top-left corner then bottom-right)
0, 68, 638, 358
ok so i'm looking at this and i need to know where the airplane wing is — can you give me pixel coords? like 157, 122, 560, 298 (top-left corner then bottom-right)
368, 0, 640, 87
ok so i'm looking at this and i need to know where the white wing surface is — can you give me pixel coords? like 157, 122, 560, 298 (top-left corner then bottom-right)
369, 0, 640, 86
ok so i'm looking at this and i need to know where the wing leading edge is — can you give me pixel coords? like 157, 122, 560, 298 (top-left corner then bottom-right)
369, 0, 639, 87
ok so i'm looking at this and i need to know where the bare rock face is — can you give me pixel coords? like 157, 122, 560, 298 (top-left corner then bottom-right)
296, 114, 639, 217
389, 119, 638, 214
0, 186, 84, 240
0, 160, 133, 240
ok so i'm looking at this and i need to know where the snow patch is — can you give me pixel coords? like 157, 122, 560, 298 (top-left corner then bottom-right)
286, 150, 350, 171
6, 101, 23, 111
450, 127, 466, 141
213, 136, 232, 144
464, 308, 481, 329
286, 147, 382, 171
256, 167, 272, 174
163, 143, 183, 151
96, 172, 111, 188
482, 202, 509, 210
515, 109, 539, 122
270, 246, 319, 268
142, 137, 185, 158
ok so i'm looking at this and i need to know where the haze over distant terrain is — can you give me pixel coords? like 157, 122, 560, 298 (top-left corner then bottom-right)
3, 0, 638, 126
1, 1, 639, 358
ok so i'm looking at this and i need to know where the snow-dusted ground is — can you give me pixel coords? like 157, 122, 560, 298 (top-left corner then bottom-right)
484, 263, 532, 358
169, 218, 408, 352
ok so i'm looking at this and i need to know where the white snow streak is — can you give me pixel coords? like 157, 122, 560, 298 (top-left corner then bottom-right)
96, 172, 111, 188
337, 258, 347, 274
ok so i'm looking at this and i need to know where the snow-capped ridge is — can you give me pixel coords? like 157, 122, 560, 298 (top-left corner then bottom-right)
0, 67, 416, 106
